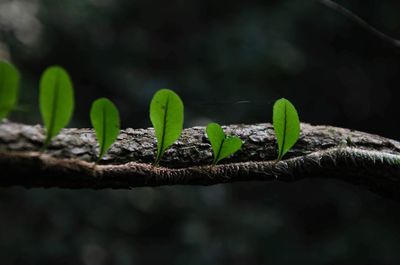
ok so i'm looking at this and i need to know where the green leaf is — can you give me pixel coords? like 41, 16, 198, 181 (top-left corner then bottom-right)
90, 98, 121, 161
0, 61, 20, 120
39, 66, 74, 147
273, 98, 300, 160
150, 89, 184, 165
206, 123, 243, 165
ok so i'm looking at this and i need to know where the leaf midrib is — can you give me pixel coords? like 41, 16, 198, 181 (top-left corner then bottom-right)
0, 66, 5, 105
279, 101, 287, 159
157, 94, 170, 163
99, 102, 107, 159
46, 72, 60, 145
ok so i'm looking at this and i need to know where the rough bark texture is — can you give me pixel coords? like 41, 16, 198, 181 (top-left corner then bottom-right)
1, 121, 400, 200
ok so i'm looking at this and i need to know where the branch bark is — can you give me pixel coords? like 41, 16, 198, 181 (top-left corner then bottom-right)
1, 121, 400, 199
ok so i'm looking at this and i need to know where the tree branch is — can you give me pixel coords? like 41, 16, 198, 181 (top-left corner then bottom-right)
319, 0, 400, 49
1, 121, 400, 200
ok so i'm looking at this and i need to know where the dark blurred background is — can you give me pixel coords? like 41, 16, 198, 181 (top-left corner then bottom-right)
1, 0, 400, 264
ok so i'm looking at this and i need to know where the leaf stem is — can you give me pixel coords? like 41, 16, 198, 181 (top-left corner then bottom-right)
213, 137, 225, 165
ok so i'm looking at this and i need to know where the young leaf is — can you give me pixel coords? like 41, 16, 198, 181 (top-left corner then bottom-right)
150, 89, 184, 165
39, 66, 74, 147
273, 98, 300, 160
0, 61, 20, 120
90, 98, 121, 161
206, 122, 243, 165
